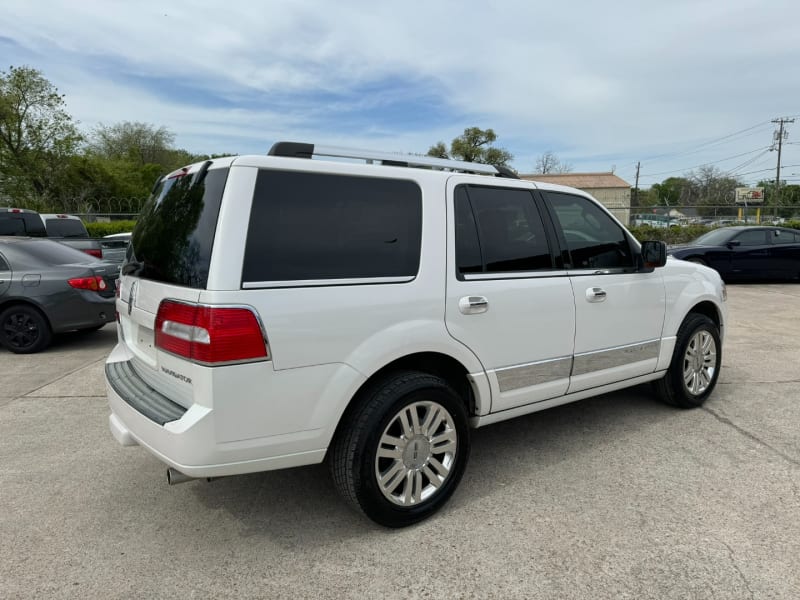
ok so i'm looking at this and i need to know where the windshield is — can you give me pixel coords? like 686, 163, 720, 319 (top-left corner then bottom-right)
123, 165, 228, 289
692, 228, 737, 246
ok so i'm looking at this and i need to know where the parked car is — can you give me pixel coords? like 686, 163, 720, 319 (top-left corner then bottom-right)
668, 226, 800, 281
0, 238, 118, 353
106, 142, 727, 527
100, 232, 131, 264
0, 207, 47, 236
1, 209, 103, 258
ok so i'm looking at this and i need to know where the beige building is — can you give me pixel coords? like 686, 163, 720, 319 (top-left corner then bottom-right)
519, 172, 632, 225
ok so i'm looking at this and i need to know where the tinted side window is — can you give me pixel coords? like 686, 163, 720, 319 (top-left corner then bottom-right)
734, 230, 768, 246
0, 252, 9, 270
455, 185, 552, 274
771, 230, 797, 245
545, 192, 633, 270
454, 187, 482, 274
243, 171, 422, 282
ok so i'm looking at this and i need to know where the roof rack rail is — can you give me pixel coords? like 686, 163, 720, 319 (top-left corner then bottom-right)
268, 141, 519, 179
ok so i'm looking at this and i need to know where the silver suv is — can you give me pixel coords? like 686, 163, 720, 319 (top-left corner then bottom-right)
106, 142, 727, 527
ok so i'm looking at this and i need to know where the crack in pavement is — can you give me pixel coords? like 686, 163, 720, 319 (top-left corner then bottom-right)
702, 406, 800, 467
717, 380, 800, 385
720, 539, 756, 600
18, 395, 107, 399
1, 357, 107, 407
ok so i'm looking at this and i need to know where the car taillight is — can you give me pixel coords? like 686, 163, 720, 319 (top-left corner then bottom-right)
68, 276, 107, 291
83, 248, 103, 259
155, 300, 269, 365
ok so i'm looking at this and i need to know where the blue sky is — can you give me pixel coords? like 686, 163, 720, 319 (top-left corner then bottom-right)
3, 0, 800, 187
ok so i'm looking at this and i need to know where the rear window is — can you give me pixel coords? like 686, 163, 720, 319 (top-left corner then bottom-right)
9, 239, 99, 266
124, 166, 228, 289
0, 213, 46, 237
242, 170, 422, 283
44, 218, 88, 238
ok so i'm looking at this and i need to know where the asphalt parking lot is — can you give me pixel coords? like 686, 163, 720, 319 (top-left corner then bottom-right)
2, 284, 799, 599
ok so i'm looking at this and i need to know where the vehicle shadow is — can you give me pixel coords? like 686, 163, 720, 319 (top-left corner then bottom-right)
188, 384, 678, 542
46, 324, 118, 352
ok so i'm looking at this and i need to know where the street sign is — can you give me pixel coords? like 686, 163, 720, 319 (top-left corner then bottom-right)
735, 187, 765, 205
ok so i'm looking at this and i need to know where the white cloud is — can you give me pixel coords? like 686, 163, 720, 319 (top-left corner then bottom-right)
2, 0, 799, 185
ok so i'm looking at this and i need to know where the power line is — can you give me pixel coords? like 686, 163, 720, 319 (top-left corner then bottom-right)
639, 146, 771, 179
724, 149, 772, 176
638, 121, 772, 162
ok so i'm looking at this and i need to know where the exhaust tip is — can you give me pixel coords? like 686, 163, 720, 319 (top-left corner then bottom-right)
166, 467, 195, 485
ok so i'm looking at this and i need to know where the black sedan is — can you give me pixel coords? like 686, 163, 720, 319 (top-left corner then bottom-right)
0, 238, 119, 353
668, 226, 800, 281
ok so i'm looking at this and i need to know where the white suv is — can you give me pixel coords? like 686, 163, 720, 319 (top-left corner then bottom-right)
106, 142, 727, 527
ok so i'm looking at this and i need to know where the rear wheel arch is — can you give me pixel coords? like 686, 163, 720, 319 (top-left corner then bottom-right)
0, 301, 54, 353
0, 299, 52, 327
337, 352, 477, 430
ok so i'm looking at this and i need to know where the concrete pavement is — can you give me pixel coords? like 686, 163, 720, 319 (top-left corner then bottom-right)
1, 285, 799, 599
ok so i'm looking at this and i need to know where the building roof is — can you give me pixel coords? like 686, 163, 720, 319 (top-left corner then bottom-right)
519, 172, 631, 189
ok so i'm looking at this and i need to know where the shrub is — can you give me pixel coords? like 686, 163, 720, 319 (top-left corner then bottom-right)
628, 221, 800, 245
628, 225, 711, 245
84, 220, 137, 238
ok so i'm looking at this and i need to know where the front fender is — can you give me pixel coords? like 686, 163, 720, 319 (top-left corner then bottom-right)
662, 259, 727, 338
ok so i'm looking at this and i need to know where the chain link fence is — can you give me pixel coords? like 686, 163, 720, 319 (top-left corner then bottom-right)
630, 204, 797, 227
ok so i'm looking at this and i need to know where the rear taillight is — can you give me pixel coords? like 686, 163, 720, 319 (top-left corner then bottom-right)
154, 300, 269, 365
68, 276, 107, 291
83, 248, 103, 259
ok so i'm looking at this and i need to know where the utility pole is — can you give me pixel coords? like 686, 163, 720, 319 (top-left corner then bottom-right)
633, 161, 640, 206
771, 117, 794, 207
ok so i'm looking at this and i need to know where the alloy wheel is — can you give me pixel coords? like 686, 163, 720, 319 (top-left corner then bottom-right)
682, 330, 717, 396
374, 401, 458, 506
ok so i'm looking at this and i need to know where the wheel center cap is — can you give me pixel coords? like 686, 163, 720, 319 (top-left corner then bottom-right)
402, 435, 431, 470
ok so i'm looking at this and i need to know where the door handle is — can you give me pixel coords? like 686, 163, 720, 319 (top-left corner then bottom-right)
586, 287, 607, 302
459, 296, 489, 314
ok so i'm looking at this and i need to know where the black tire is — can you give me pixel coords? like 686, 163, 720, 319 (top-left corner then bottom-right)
653, 313, 721, 408
0, 304, 53, 354
329, 371, 470, 528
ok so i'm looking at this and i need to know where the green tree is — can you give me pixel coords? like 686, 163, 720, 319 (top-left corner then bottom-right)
650, 177, 692, 206
0, 65, 82, 205
757, 180, 800, 219
427, 127, 513, 167
87, 121, 210, 208
89, 121, 194, 170
631, 187, 655, 207
426, 141, 448, 159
